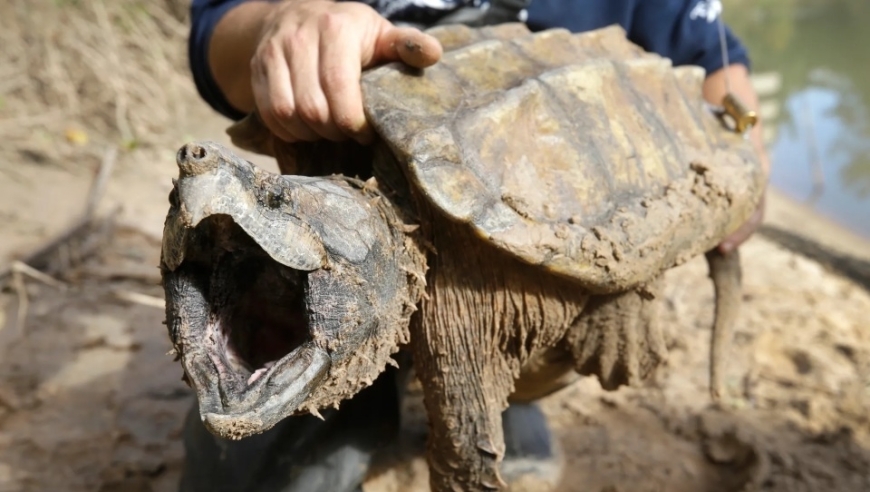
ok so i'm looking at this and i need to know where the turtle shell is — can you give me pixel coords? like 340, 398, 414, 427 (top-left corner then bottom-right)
360, 23, 765, 293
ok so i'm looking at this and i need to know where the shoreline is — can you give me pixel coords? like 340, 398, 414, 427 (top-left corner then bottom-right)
759, 188, 870, 289
765, 188, 869, 260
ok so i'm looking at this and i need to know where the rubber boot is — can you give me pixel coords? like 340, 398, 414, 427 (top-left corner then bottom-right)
500, 402, 564, 490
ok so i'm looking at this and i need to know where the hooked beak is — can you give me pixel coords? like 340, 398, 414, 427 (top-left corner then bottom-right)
163, 142, 327, 273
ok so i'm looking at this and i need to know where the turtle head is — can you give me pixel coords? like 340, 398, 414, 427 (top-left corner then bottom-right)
161, 142, 415, 440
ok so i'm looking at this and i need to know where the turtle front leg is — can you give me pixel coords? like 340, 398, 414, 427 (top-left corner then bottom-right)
411, 316, 516, 491
567, 279, 668, 390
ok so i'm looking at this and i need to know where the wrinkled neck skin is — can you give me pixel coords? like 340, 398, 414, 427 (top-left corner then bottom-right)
160, 142, 426, 440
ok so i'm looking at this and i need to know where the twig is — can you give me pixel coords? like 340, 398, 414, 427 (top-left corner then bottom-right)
144, 1, 189, 38
0, 217, 90, 283
0, 72, 28, 96
0, 147, 118, 283
113, 290, 165, 309
7, 261, 66, 336
124, 14, 173, 125
77, 206, 120, 260
11, 261, 66, 289
0, 207, 118, 282
0, 111, 68, 131
115, 222, 164, 246
79, 264, 162, 284
43, 29, 80, 115
92, 0, 135, 143
85, 146, 118, 220
11, 270, 27, 336
0, 385, 20, 412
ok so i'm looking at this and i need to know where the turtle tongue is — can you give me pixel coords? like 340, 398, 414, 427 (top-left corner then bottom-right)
207, 249, 311, 378
190, 244, 330, 439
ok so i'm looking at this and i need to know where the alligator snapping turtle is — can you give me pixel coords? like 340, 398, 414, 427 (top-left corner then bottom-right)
161, 24, 764, 491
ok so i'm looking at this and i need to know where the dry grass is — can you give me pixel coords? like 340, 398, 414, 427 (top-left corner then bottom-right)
0, 0, 197, 171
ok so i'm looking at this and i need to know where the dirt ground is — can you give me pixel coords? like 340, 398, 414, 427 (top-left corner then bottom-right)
1, 2, 869, 492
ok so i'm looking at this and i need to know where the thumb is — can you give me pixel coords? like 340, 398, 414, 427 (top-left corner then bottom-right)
718, 194, 766, 254
370, 25, 443, 69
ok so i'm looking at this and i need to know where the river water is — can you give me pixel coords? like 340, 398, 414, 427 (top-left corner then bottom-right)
725, 0, 870, 238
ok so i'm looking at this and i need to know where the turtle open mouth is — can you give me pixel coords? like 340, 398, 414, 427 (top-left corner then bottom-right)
210, 249, 309, 386
164, 211, 332, 439
201, 215, 312, 386
162, 141, 404, 439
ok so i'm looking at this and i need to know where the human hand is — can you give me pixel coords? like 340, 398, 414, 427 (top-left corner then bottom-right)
718, 192, 765, 254
251, 0, 443, 145
718, 147, 770, 254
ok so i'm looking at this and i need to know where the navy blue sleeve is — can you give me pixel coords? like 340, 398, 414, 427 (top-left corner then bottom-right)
189, 0, 251, 120
628, 0, 750, 75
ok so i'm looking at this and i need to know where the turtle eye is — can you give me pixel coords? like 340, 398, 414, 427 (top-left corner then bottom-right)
262, 186, 284, 209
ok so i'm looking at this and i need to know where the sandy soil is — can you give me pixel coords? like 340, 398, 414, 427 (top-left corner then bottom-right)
1, 2, 868, 492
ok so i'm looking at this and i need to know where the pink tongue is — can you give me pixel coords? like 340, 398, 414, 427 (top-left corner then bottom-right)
246, 360, 277, 385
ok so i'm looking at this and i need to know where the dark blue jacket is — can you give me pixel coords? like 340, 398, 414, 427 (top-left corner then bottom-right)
190, 0, 750, 120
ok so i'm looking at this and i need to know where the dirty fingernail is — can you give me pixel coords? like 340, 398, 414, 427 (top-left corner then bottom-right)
397, 34, 442, 67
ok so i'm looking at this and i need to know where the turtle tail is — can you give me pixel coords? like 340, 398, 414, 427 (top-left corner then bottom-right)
704, 248, 742, 403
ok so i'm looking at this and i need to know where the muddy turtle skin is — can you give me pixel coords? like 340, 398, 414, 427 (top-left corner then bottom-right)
161, 24, 765, 492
